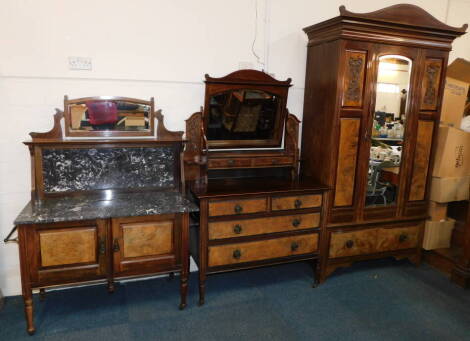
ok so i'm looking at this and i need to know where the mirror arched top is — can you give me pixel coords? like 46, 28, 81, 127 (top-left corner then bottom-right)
365, 54, 413, 208
203, 70, 292, 149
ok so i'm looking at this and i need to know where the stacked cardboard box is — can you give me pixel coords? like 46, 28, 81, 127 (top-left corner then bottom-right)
424, 59, 470, 250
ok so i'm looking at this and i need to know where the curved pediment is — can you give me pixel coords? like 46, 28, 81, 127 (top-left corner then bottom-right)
339, 4, 467, 34
205, 69, 291, 86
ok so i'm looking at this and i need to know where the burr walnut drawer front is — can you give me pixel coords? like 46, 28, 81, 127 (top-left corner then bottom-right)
208, 198, 267, 217
208, 158, 251, 169
271, 194, 322, 211
208, 233, 318, 267
376, 225, 419, 252
329, 229, 377, 258
208, 213, 321, 240
252, 156, 294, 167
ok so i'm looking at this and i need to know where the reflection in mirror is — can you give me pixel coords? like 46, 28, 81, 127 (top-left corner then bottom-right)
366, 55, 411, 207
68, 100, 151, 132
206, 90, 280, 141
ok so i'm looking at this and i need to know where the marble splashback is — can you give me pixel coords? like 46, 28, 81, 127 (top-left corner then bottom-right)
41, 147, 177, 193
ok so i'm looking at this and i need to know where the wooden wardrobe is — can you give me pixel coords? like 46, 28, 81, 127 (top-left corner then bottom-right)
300, 4, 467, 281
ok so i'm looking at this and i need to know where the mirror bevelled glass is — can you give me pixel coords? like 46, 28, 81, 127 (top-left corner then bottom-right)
68, 100, 151, 132
207, 89, 280, 141
366, 55, 412, 207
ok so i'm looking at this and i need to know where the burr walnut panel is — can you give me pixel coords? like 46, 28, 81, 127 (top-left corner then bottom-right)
208, 213, 320, 240
329, 229, 377, 258
39, 227, 97, 267
271, 194, 322, 211
208, 233, 318, 267
208, 198, 267, 216
342, 51, 367, 107
376, 225, 419, 252
122, 221, 173, 258
409, 120, 434, 201
334, 118, 360, 207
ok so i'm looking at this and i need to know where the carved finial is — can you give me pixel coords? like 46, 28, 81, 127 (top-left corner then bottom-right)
29, 109, 64, 140
155, 109, 184, 140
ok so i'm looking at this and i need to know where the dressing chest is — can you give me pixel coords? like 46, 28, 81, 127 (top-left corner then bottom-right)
184, 70, 328, 304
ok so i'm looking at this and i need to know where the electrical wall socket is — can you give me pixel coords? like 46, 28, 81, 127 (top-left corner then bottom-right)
68, 56, 92, 71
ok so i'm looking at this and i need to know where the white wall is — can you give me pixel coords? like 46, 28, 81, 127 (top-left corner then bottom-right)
1, 0, 469, 297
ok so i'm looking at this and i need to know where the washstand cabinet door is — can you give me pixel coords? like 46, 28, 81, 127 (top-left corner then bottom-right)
111, 214, 180, 277
28, 220, 108, 286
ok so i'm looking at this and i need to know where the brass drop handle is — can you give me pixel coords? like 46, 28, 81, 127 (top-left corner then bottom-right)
227, 159, 235, 166
233, 224, 243, 234
234, 204, 243, 214
291, 241, 299, 252
345, 240, 354, 249
113, 239, 120, 252
294, 199, 302, 209
99, 238, 106, 255
233, 249, 242, 259
399, 234, 408, 243
292, 218, 301, 227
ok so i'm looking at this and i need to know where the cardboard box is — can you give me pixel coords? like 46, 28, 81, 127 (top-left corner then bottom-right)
422, 219, 455, 250
430, 176, 470, 203
428, 201, 448, 221
441, 58, 470, 128
432, 125, 470, 178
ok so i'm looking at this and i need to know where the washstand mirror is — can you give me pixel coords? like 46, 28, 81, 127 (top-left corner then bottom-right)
366, 55, 412, 207
204, 70, 291, 149
64, 96, 155, 137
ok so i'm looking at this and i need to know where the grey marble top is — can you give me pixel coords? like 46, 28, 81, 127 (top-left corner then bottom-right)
14, 191, 199, 225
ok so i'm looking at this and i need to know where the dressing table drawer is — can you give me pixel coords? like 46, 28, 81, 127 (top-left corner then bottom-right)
271, 194, 322, 211
208, 198, 267, 217
208, 213, 320, 240
253, 156, 294, 167
376, 225, 419, 252
208, 158, 251, 169
329, 229, 377, 258
208, 233, 319, 267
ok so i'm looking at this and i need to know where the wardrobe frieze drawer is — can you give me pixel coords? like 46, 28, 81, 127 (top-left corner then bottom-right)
208, 198, 267, 217
208, 213, 320, 240
376, 225, 420, 252
208, 233, 319, 267
329, 229, 377, 258
271, 194, 322, 211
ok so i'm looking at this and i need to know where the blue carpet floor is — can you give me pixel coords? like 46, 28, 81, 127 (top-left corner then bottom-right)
1, 259, 469, 341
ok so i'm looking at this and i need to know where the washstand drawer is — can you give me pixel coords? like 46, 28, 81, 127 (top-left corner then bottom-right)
376, 225, 419, 252
208, 198, 267, 217
208, 233, 318, 267
208, 213, 321, 240
253, 156, 294, 167
329, 229, 377, 258
271, 194, 322, 211
208, 158, 251, 169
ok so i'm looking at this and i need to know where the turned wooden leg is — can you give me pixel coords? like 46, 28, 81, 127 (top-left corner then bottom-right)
107, 280, 115, 293
23, 294, 35, 335
179, 271, 188, 310
39, 288, 46, 301
312, 260, 320, 288
198, 271, 206, 306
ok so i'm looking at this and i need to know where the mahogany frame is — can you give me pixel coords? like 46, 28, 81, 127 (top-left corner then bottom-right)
203, 69, 292, 149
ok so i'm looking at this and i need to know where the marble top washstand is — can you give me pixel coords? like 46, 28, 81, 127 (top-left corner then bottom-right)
15, 191, 198, 225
